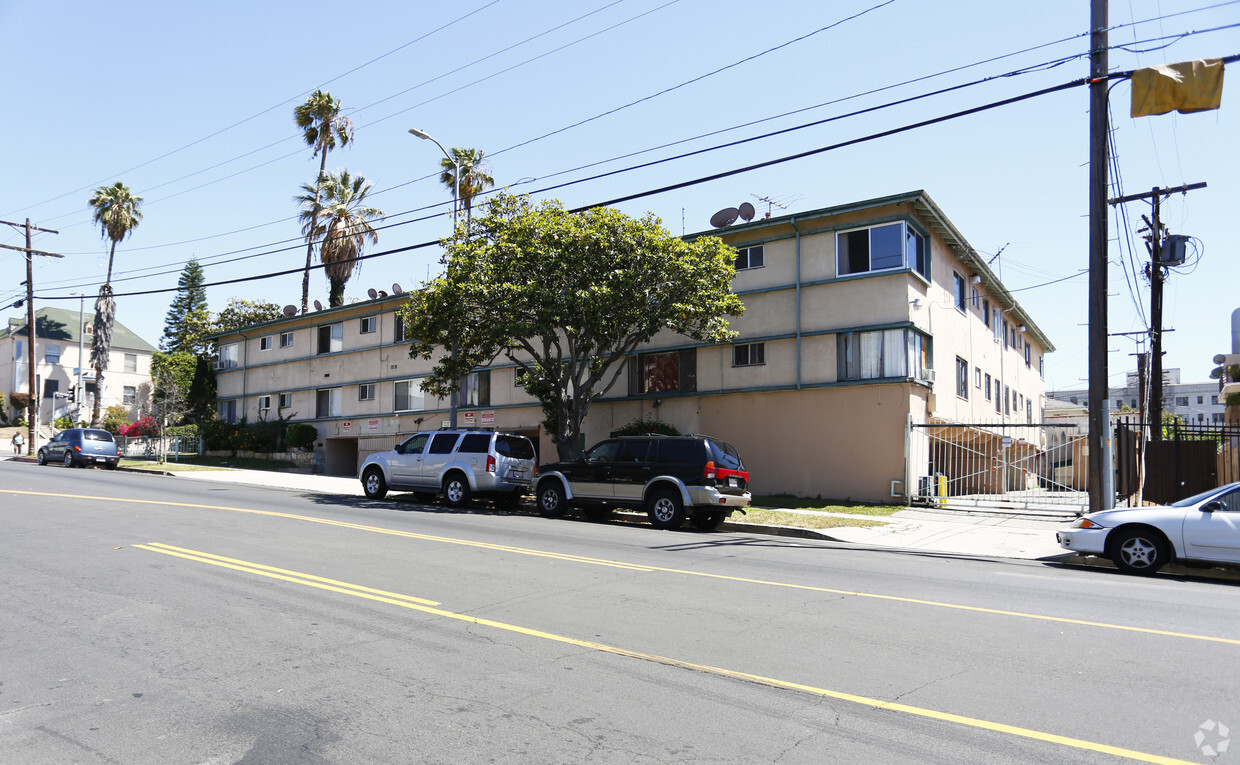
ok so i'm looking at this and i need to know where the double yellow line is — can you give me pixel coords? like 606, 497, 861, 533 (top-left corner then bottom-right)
133, 541, 1199, 765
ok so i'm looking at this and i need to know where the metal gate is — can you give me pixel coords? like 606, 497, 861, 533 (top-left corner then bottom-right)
1115, 418, 1240, 505
908, 418, 1088, 515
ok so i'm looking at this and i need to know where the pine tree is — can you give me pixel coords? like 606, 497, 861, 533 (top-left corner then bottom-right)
161, 260, 212, 353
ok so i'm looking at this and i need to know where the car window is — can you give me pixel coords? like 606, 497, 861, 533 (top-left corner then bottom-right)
428, 433, 460, 454
1215, 489, 1240, 511
656, 439, 702, 465
457, 433, 491, 453
83, 429, 114, 442
399, 433, 429, 455
708, 439, 745, 470
585, 441, 622, 462
618, 440, 651, 463
496, 435, 535, 460
1173, 485, 1239, 507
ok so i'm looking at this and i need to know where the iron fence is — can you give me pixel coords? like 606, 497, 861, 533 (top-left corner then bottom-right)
115, 435, 203, 462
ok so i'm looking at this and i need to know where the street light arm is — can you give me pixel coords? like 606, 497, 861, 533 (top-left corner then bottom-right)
408, 128, 460, 230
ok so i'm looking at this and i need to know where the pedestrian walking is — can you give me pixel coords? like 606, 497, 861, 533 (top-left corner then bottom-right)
12, 431, 24, 454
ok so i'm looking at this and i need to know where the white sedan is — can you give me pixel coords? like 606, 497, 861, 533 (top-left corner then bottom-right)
1056, 481, 1240, 574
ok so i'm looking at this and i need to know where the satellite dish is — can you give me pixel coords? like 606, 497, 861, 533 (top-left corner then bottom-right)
1214, 353, 1227, 364
378, 290, 388, 298
392, 283, 404, 295
1210, 367, 1225, 379
282, 305, 297, 317
710, 207, 740, 228
367, 288, 378, 299
313, 300, 323, 311
738, 202, 756, 222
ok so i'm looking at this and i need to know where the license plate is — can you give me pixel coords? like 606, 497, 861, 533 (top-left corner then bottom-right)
94, 456, 106, 462
728, 477, 740, 488
510, 470, 525, 479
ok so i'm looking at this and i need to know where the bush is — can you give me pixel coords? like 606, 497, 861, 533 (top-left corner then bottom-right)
54, 415, 75, 430
609, 416, 682, 438
10, 392, 30, 417
102, 405, 131, 434
119, 416, 161, 438
285, 423, 318, 450
165, 424, 199, 439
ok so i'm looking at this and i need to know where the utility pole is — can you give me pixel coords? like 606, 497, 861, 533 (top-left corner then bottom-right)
1108, 182, 1206, 442
1087, 0, 1110, 513
0, 219, 61, 456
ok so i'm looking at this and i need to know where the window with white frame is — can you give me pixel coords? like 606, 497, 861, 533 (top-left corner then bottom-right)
955, 357, 968, 399
953, 273, 967, 312
974, 367, 982, 389
218, 399, 238, 423
393, 313, 406, 341
1004, 385, 1011, 414
257, 395, 272, 412
836, 222, 928, 279
315, 387, 342, 418
278, 393, 293, 409
280, 331, 294, 348
44, 344, 61, 363
984, 373, 992, 401
1027, 399, 1033, 423
995, 380, 1002, 413
123, 385, 137, 405
360, 316, 377, 334
394, 380, 426, 412
734, 245, 764, 270
971, 287, 980, 309
837, 328, 928, 382
460, 370, 491, 407
992, 308, 1002, 341
124, 353, 137, 373
217, 343, 239, 369
358, 383, 376, 401
317, 323, 343, 354
1024, 343, 1031, 367
983, 298, 991, 327
259, 336, 273, 351
733, 342, 765, 367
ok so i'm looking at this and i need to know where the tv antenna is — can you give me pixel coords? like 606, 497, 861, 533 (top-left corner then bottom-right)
750, 194, 789, 219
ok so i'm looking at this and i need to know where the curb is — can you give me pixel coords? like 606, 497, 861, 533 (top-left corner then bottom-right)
1043, 552, 1240, 582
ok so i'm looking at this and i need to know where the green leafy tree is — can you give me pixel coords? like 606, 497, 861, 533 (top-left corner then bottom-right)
212, 298, 284, 334
402, 193, 744, 460
297, 170, 383, 307
151, 350, 215, 425
294, 90, 354, 314
439, 147, 494, 225
161, 260, 212, 353
87, 181, 143, 426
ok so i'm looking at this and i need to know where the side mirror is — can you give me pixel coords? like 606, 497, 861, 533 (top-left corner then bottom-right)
1202, 500, 1224, 513
393, 443, 405, 455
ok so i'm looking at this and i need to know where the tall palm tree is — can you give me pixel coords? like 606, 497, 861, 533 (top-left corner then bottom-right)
439, 147, 494, 226
294, 89, 354, 313
297, 170, 384, 307
86, 181, 143, 425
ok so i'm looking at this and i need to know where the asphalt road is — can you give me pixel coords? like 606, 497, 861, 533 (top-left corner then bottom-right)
2, 460, 1237, 764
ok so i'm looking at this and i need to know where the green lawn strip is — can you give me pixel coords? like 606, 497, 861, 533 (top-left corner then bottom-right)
119, 459, 226, 472
751, 494, 902, 517
736, 507, 889, 530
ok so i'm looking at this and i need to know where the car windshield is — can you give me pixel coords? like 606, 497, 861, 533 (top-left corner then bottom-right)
83, 430, 114, 442
709, 439, 745, 471
496, 435, 535, 460
1171, 483, 1240, 508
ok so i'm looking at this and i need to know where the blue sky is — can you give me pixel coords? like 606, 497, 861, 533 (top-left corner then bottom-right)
2, 0, 1237, 395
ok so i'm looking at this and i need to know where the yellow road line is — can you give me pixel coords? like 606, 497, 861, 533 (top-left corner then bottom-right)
7, 488, 1237, 645
134, 542, 1199, 765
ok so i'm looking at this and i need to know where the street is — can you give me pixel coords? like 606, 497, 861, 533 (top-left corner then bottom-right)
2, 459, 1237, 764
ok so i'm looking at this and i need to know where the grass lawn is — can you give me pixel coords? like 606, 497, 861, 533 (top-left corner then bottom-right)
735, 507, 890, 530
119, 455, 303, 472
751, 494, 903, 517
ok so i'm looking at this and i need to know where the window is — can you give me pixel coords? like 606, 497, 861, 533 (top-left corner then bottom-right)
1002, 383, 1009, 414
984, 373, 992, 401
122, 385, 136, 405
217, 343, 239, 370
1027, 399, 1033, 423
280, 332, 294, 348
1197, 413, 1205, 423
1115, 399, 1123, 408
428, 432, 459, 454
218, 400, 238, 423
974, 367, 982, 389
983, 298, 991, 327
259, 336, 273, 351
44, 345, 61, 364
1214, 413, 1225, 423
1018, 393, 1024, 411
1024, 343, 1031, 367
458, 433, 492, 453
1039, 355, 1045, 379
358, 383, 376, 401
316, 388, 342, 418
460, 370, 491, 407
84, 324, 93, 336
631, 349, 697, 394
258, 395, 272, 412
1131, 399, 1137, 408
278, 393, 293, 409
836, 222, 928, 278
955, 357, 968, 399
1176, 396, 1189, 407
393, 313, 406, 341
394, 380, 426, 412
971, 287, 980, 309
1003, 321, 1011, 349
1212, 395, 1219, 405
317, 323, 343, 354
124, 353, 137, 373
43, 379, 59, 398
733, 342, 765, 367
734, 245, 764, 270
360, 316, 377, 334
953, 273, 967, 312
1197, 396, 1204, 405
514, 368, 529, 387
992, 308, 1002, 341
837, 328, 928, 382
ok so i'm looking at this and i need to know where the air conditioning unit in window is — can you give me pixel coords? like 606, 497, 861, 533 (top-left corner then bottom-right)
919, 369, 936, 384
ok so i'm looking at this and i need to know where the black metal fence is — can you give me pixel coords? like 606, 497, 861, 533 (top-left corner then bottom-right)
1115, 418, 1240, 504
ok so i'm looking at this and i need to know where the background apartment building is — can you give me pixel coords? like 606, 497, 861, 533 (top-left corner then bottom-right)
1048, 368, 1226, 425
212, 190, 1052, 503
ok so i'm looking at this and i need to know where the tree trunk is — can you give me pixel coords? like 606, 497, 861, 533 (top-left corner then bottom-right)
91, 370, 103, 426
328, 277, 345, 308
301, 156, 330, 314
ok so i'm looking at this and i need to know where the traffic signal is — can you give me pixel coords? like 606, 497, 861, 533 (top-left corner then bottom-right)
67, 388, 75, 403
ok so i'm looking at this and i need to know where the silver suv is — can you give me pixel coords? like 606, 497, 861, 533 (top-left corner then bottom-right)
359, 428, 537, 508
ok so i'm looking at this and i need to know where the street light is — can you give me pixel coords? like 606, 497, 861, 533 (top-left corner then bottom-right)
409, 127, 461, 427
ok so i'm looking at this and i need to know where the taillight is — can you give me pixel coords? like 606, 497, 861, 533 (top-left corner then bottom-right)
74, 445, 82, 452
486, 454, 496, 473
703, 460, 716, 479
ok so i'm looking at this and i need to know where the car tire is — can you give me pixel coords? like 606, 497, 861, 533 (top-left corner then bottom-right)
362, 467, 388, 499
63, 452, 75, 469
37, 450, 47, 466
582, 506, 611, 522
690, 511, 727, 531
537, 481, 568, 517
647, 489, 686, 530
441, 473, 472, 509
1110, 526, 1170, 575
413, 492, 436, 504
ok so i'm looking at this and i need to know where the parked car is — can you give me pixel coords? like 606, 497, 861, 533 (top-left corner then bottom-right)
359, 428, 537, 508
534, 434, 751, 530
37, 428, 120, 469
1056, 481, 1240, 574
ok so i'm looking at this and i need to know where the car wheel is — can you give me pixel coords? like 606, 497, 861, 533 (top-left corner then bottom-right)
582, 506, 611, 522
413, 492, 436, 504
37, 450, 47, 466
362, 467, 388, 499
1110, 527, 1169, 575
537, 481, 568, 517
690, 511, 727, 531
647, 489, 686, 530
63, 452, 75, 469
441, 473, 472, 509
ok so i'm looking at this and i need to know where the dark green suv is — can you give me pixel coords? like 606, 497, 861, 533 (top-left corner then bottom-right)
533, 434, 751, 530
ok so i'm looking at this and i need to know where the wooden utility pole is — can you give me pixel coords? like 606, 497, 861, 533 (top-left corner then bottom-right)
0, 219, 62, 456
1087, 0, 1110, 513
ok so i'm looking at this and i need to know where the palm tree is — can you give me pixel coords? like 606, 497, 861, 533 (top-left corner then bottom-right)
86, 181, 143, 426
294, 90, 354, 313
439, 147, 494, 226
297, 170, 384, 307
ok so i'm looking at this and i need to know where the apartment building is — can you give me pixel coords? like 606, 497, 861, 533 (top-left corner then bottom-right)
211, 190, 1052, 502
1048, 368, 1227, 425
1, 306, 157, 424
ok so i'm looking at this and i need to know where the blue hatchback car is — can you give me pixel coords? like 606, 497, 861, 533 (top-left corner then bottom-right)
38, 428, 120, 469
